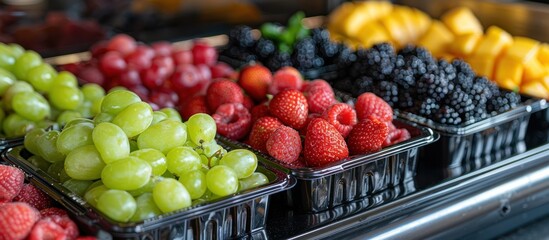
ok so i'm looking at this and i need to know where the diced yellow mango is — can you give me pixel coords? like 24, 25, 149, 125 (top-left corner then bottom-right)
449, 33, 482, 57
499, 79, 520, 92
357, 21, 391, 48
495, 56, 524, 86
441, 7, 483, 35
335, 1, 393, 37
380, 13, 409, 47
523, 58, 546, 84
392, 6, 418, 42
541, 75, 549, 94
439, 53, 456, 62
417, 21, 454, 57
366, 1, 393, 18
537, 44, 549, 64
468, 55, 496, 78
472, 26, 513, 58
412, 8, 432, 38
327, 2, 354, 35
505, 37, 540, 63
521, 81, 549, 99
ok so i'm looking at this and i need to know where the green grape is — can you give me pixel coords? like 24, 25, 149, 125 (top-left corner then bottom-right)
81, 83, 105, 101
65, 145, 105, 180
202, 141, 224, 158
108, 86, 127, 92
92, 122, 130, 164
93, 112, 113, 124
35, 130, 66, 163
130, 193, 162, 222
62, 179, 93, 196
206, 165, 238, 197
186, 113, 216, 145
239, 172, 269, 191
12, 91, 50, 121
101, 156, 152, 190
9, 44, 24, 57
13, 50, 42, 80
27, 63, 57, 92
127, 176, 156, 197
51, 71, 78, 88
56, 111, 82, 126
0, 68, 15, 96
63, 118, 94, 129
112, 101, 153, 138
166, 146, 201, 176
86, 180, 104, 192
179, 170, 207, 199
129, 139, 138, 152
0, 44, 16, 70
57, 123, 94, 155
28, 155, 51, 172
76, 101, 93, 119
198, 189, 221, 201
137, 119, 187, 154
152, 178, 191, 213
3, 81, 33, 111
47, 161, 70, 182
2, 113, 34, 137
84, 185, 108, 207
219, 149, 258, 179
91, 98, 102, 116
97, 189, 136, 222
151, 111, 168, 125
130, 148, 167, 176
162, 170, 175, 179
49, 85, 84, 110
24, 128, 46, 155
160, 108, 182, 122
100, 90, 141, 116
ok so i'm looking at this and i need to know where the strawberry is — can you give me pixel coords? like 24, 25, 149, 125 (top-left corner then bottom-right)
322, 103, 357, 138
266, 126, 302, 164
248, 117, 283, 153
212, 103, 251, 140
299, 113, 321, 135
346, 116, 389, 155
28, 216, 79, 240
268, 66, 304, 95
303, 118, 349, 167
40, 207, 68, 218
76, 237, 98, 240
242, 94, 254, 111
13, 184, 52, 210
303, 79, 336, 114
238, 64, 272, 101
180, 95, 209, 120
0, 202, 40, 240
383, 128, 411, 147
250, 103, 270, 124
355, 92, 393, 123
206, 79, 244, 112
269, 89, 308, 129
0, 165, 25, 203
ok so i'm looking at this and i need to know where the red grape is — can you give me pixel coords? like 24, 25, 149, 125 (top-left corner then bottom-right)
107, 34, 137, 56
141, 67, 165, 89
118, 69, 141, 87
149, 91, 177, 109
128, 85, 150, 101
192, 42, 217, 66
172, 49, 193, 65
78, 66, 105, 86
151, 55, 174, 79
90, 41, 108, 58
151, 41, 173, 57
195, 64, 212, 82
210, 62, 235, 78
125, 49, 153, 71
169, 64, 200, 92
99, 51, 127, 77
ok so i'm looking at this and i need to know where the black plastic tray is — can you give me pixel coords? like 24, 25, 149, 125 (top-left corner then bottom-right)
0, 137, 24, 151
2, 144, 296, 240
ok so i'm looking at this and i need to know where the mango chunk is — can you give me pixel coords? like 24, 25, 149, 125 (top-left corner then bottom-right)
467, 55, 496, 78
472, 26, 513, 58
380, 12, 409, 47
505, 37, 540, 63
541, 76, 549, 94
392, 6, 418, 42
417, 21, 454, 57
441, 7, 483, 35
495, 56, 524, 86
327, 2, 354, 35
537, 44, 549, 64
357, 21, 391, 48
335, 1, 393, 37
449, 33, 482, 57
522, 81, 549, 99
523, 58, 546, 84
412, 8, 432, 38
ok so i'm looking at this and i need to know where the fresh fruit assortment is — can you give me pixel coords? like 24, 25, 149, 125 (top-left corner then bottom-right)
328, 2, 549, 99
333, 43, 521, 125
22, 89, 268, 223
220, 13, 356, 73
186, 64, 411, 167
0, 42, 104, 138
62, 34, 236, 111
0, 164, 96, 240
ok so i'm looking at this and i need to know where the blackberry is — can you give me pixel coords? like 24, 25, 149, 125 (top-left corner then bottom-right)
392, 67, 415, 90
452, 59, 476, 91
292, 38, 317, 70
223, 46, 256, 62
354, 76, 375, 96
311, 28, 331, 43
317, 40, 339, 59
472, 105, 488, 122
434, 105, 463, 125
334, 44, 356, 68
416, 73, 450, 101
398, 90, 415, 109
351, 43, 396, 80
254, 38, 276, 59
443, 89, 474, 118
416, 98, 440, 118
473, 76, 499, 99
438, 59, 457, 82
373, 80, 399, 107
398, 45, 436, 65
265, 52, 292, 71
228, 25, 256, 48
487, 91, 521, 114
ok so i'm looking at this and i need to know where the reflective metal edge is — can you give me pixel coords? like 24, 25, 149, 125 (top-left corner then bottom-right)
287, 142, 549, 239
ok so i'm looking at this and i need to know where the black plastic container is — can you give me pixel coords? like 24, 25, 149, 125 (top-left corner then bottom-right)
2, 145, 295, 240
0, 137, 24, 151
220, 120, 437, 213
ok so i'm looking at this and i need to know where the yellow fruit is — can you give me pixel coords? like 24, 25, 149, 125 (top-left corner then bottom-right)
392, 6, 418, 42
441, 7, 483, 35
472, 26, 513, 57
522, 81, 549, 99
334, 1, 393, 37
505, 37, 540, 63
498, 79, 520, 92
468, 55, 496, 78
380, 12, 409, 47
356, 21, 391, 48
523, 58, 546, 84
537, 44, 549, 64
411, 8, 432, 38
495, 56, 524, 86
417, 21, 454, 57
440, 53, 456, 62
541, 76, 549, 93
327, 2, 355, 35
449, 33, 482, 57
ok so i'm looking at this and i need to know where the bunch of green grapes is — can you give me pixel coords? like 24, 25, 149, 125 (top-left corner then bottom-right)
24, 89, 269, 223
0, 42, 104, 138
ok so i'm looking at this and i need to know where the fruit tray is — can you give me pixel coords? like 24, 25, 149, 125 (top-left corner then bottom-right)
2, 145, 296, 240
0, 137, 24, 151
220, 120, 437, 212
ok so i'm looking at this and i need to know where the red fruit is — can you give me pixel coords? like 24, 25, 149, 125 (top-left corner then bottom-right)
170, 64, 202, 93
210, 62, 235, 79
248, 117, 283, 153
383, 127, 411, 147
40, 207, 68, 218
242, 95, 254, 111
212, 103, 252, 140
250, 104, 270, 124
77, 66, 105, 86
13, 184, 52, 210
303, 79, 336, 114
192, 42, 217, 66
151, 55, 175, 79
151, 41, 173, 57
0, 165, 25, 203
303, 118, 349, 167
140, 67, 165, 90
99, 51, 127, 77
268, 66, 304, 95
269, 89, 308, 129
60, 63, 81, 75
128, 85, 149, 101
347, 116, 389, 155
90, 41, 108, 58
76, 237, 97, 240
180, 95, 209, 120
149, 91, 177, 109
118, 69, 141, 88
29, 216, 78, 240
238, 65, 272, 101
106, 34, 136, 55
195, 64, 212, 82
172, 49, 193, 65
266, 126, 302, 164
206, 79, 244, 112
322, 103, 357, 138
355, 93, 393, 123
299, 113, 321, 135
0, 202, 40, 240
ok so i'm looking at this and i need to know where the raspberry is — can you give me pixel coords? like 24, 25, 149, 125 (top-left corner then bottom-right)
0, 165, 25, 203
40, 207, 69, 218
0, 202, 40, 240
206, 79, 244, 112
248, 117, 283, 153
250, 103, 270, 124
355, 92, 393, 122
302, 79, 336, 114
322, 103, 357, 138
383, 128, 411, 147
346, 116, 389, 155
29, 216, 79, 240
212, 103, 251, 140
13, 184, 52, 210
266, 126, 302, 164
268, 66, 304, 95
